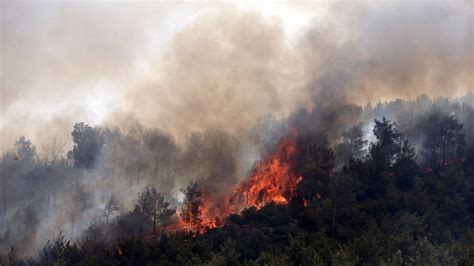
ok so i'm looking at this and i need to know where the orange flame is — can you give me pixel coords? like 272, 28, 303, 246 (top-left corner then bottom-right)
233, 136, 302, 209
177, 132, 302, 234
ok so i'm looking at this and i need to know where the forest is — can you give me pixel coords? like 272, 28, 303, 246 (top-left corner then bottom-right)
1, 94, 473, 265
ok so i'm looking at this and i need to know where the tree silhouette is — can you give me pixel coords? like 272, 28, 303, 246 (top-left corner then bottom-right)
68, 123, 103, 168
392, 138, 419, 191
104, 194, 120, 224
336, 124, 367, 168
180, 181, 204, 232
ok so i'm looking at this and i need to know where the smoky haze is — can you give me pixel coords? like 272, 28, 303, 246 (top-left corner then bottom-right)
0, 0, 473, 257
119, 0, 474, 140
1, 0, 472, 150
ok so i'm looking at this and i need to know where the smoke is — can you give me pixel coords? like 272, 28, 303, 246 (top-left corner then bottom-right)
301, 0, 473, 106
1, 0, 473, 257
0, 1, 204, 151
114, 0, 473, 142
1, 1, 472, 150
118, 9, 308, 140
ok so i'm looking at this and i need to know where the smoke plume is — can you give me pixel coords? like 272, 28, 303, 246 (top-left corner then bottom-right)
0, 0, 473, 257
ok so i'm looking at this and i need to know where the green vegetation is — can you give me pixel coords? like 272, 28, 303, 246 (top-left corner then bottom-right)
1, 96, 474, 265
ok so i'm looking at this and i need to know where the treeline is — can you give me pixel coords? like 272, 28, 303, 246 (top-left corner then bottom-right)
1, 94, 474, 264
0, 122, 249, 255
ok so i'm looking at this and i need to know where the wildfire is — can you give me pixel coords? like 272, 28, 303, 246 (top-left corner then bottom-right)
177, 132, 302, 234
232, 136, 302, 209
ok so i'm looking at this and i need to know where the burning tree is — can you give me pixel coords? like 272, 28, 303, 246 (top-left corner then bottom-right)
177, 134, 303, 234
180, 181, 204, 232
233, 135, 302, 208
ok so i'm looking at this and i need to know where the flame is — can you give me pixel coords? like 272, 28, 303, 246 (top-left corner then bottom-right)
177, 132, 302, 234
303, 198, 309, 208
233, 136, 302, 209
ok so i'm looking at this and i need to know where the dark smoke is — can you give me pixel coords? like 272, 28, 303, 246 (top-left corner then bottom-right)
0, 0, 472, 257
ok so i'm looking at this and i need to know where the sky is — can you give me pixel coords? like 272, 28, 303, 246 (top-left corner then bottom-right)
1, 0, 472, 152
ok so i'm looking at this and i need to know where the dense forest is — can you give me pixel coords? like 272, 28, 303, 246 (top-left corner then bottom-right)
1, 94, 474, 265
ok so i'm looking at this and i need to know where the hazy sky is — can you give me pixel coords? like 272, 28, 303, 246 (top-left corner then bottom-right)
1, 0, 472, 152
